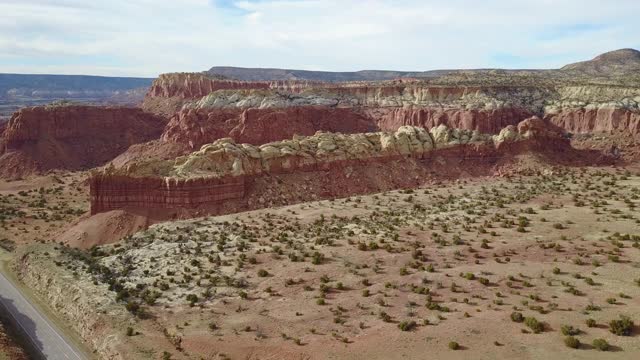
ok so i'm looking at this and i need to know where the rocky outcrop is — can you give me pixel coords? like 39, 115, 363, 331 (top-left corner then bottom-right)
0, 105, 166, 179
90, 119, 594, 218
546, 107, 640, 135
146, 73, 271, 99
161, 106, 376, 149
369, 107, 533, 134
90, 175, 246, 215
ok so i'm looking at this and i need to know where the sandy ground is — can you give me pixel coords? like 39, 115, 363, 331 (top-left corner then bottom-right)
0, 172, 89, 248
16, 166, 640, 359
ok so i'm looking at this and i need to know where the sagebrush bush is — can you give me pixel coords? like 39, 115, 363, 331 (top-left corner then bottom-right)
524, 317, 544, 333
560, 325, 580, 336
592, 338, 610, 351
510, 312, 524, 323
609, 315, 634, 336
398, 320, 417, 331
564, 336, 580, 349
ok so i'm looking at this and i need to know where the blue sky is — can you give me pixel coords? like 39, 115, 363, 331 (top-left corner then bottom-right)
0, 0, 638, 77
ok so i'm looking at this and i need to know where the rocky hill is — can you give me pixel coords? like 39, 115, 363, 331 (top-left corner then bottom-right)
206, 66, 448, 82
208, 49, 640, 84
562, 48, 640, 74
0, 105, 166, 179
90, 117, 611, 218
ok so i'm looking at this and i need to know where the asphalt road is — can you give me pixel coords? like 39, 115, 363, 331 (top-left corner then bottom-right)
0, 271, 86, 360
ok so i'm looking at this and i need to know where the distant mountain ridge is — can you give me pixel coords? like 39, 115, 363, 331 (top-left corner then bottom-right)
0, 74, 154, 120
0, 74, 153, 99
561, 48, 640, 74
208, 48, 640, 82
206, 66, 451, 82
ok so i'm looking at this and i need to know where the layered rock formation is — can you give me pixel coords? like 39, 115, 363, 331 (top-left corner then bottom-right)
90, 118, 595, 217
0, 105, 166, 178
160, 106, 376, 150
141, 50, 640, 149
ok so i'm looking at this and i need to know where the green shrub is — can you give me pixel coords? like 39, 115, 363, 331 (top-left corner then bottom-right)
592, 338, 610, 351
609, 315, 634, 336
524, 317, 544, 333
448, 341, 460, 350
257, 269, 269, 277
398, 320, 417, 331
564, 336, 580, 349
510, 312, 524, 323
560, 325, 580, 336
585, 318, 596, 328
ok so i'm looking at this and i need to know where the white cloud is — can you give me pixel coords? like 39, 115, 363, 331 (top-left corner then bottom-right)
0, 0, 638, 76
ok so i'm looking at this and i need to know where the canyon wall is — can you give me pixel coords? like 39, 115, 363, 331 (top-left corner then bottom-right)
91, 119, 595, 218
546, 107, 640, 135
368, 107, 534, 134
161, 106, 377, 149
90, 175, 245, 214
0, 105, 166, 178
142, 73, 640, 140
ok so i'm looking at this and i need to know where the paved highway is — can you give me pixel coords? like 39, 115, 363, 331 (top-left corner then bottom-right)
0, 270, 86, 360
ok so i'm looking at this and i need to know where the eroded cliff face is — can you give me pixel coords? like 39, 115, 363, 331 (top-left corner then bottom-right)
90, 118, 606, 218
546, 107, 640, 135
0, 105, 166, 178
146, 73, 271, 99
142, 73, 640, 141
161, 106, 377, 149
368, 107, 534, 134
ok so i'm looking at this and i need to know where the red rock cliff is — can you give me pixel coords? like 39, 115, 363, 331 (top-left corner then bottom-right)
161, 106, 377, 149
368, 107, 532, 134
91, 120, 610, 219
546, 107, 640, 135
0, 106, 166, 178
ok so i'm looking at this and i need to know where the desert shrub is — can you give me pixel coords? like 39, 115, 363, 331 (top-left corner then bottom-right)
257, 269, 269, 277
186, 294, 198, 306
379, 311, 392, 323
126, 327, 134, 336
448, 341, 460, 350
592, 338, 610, 351
585, 318, 596, 328
398, 320, 417, 331
560, 325, 580, 336
564, 336, 580, 349
125, 300, 140, 315
609, 315, 634, 336
510, 312, 524, 323
524, 317, 544, 333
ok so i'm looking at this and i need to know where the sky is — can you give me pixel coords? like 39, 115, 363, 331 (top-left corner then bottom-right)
0, 0, 639, 77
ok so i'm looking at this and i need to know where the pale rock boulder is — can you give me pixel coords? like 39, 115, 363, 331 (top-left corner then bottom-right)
493, 125, 520, 144
166, 125, 519, 179
430, 124, 451, 146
